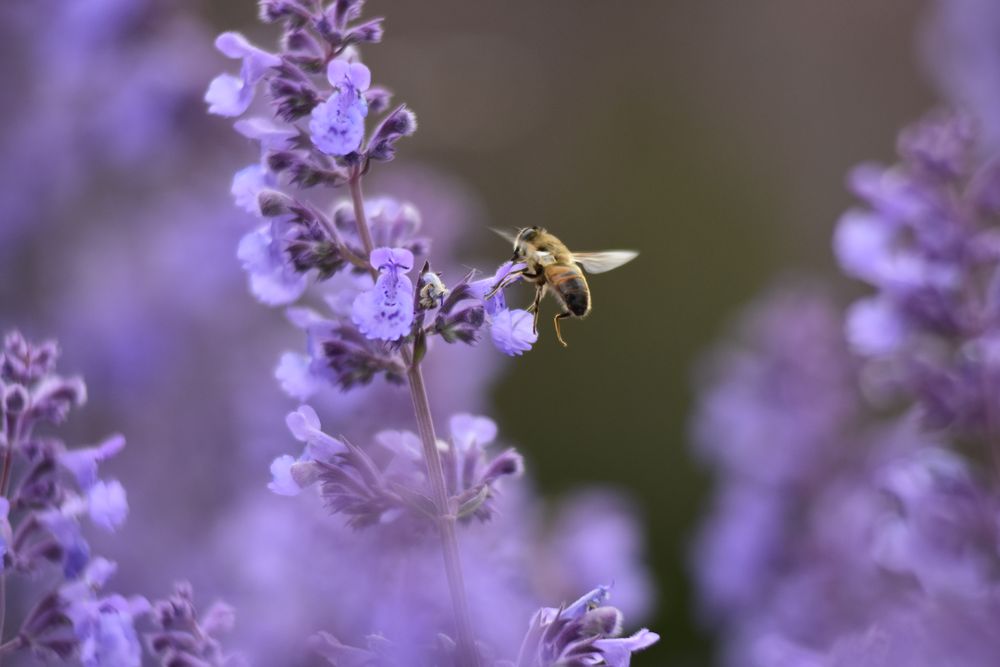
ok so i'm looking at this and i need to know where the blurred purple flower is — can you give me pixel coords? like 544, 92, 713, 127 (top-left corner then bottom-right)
86, 480, 129, 532
833, 110, 1000, 435
237, 225, 309, 306
206, 32, 282, 117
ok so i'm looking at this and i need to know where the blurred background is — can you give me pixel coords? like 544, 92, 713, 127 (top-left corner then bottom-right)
1, 1, 941, 664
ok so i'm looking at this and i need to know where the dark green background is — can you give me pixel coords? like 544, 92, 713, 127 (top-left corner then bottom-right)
201, 1, 939, 663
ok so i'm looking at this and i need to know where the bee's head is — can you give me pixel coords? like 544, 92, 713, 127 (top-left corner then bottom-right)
512, 226, 544, 261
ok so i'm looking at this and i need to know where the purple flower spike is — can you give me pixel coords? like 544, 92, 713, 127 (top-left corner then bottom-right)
206, 32, 281, 117
352, 247, 415, 341
309, 59, 371, 156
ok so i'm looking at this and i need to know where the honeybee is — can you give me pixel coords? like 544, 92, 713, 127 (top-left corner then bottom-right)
488, 227, 638, 347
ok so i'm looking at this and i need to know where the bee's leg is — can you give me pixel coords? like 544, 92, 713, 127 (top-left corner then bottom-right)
553, 311, 572, 348
484, 269, 529, 300
527, 285, 546, 334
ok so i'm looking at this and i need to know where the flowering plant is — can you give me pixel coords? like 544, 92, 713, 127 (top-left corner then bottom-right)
207, 0, 658, 664
691, 3, 1000, 665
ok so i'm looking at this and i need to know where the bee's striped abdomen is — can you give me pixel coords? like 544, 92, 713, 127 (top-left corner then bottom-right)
545, 264, 590, 317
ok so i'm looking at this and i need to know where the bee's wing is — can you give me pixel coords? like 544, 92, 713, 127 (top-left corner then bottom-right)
573, 250, 638, 274
490, 227, 519, 245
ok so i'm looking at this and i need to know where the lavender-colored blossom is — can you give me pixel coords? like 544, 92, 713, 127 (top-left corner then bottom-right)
68, 594, 149, 667
283, 409, 521, 529
470, 262, 538, 356
237, 224, 309, 306
509, 586, 659, 667
206, 32, 282, 117
352, 247, 416, 341
275, 351, 327, 401
490, 309, 538, 356
309, 60, 371, 156
231, 164, 276, 215
87, 480, 129, 532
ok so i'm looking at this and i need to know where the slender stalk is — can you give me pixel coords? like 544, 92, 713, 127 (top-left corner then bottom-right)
405, 358, 479, 666
348, 172, 378, 278
348, 172, 480, 665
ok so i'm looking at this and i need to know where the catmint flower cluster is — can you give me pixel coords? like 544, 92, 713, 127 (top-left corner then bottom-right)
208, 0, 657, 664
692, 6, 1000, 664
0, 332, 239, 666
835, 109, 1000, 438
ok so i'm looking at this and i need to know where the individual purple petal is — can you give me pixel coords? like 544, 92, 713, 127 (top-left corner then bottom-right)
285, 405, 344, 459
215, 32, 281, 77
87, 480, 128, 532
205, 74, 250, 117
269, 455, 301, 496
370, 247, 414, 272
275, 352, 326, 401
234, 117, 298, 150
286, 405, 322, 441
231, 164, 275, 215
592, 628, 661, 666
327, 60, 372, 92
490, 308, 537, 356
